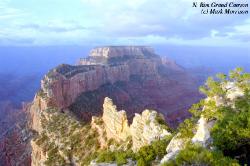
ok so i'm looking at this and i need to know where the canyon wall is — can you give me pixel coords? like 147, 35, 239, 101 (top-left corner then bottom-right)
29, 46, 202, 135
28, 46, 202, 165
42, 46, 162, 109
42, 64, 130, 109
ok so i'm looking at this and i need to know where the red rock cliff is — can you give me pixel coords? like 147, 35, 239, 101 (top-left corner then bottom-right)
41, 46, 165, 109
30, 46, 201, 130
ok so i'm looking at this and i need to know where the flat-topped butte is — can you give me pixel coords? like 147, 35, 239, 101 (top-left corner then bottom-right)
89, 46, 157, 58
48, 46, 160, 79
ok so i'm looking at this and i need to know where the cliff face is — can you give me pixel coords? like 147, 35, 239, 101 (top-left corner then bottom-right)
42, 46, 162, 110
42, 64, 130, 109
37, 46, 201, 127
29, 46, 201, 152
28, 61, 249, 166
29, 94, 50, 134
30, 140, 46, 166
88, 46, 155, 59
0, 106, 32, 166
28, 46, 202, 165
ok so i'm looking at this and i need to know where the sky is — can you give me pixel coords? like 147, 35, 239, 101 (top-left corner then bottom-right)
0, 0, 249, 46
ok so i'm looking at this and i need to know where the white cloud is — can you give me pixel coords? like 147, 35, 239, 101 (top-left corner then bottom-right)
0, 0, 249, 46
0, 1, 27, 20
234, 19, 250, 33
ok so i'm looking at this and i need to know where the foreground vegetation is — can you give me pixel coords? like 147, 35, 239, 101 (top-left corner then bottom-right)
96, 67, 250, 166
163, 144, 240, 166
167, 68, 250, 165
34, 68, 249, 166
96, 135, 172, 166
34, 108, 101, 166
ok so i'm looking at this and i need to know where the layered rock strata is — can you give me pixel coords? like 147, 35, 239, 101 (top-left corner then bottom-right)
88, 46, 156, 59
38, 46, 201, 126
28, 46, 202, 165
42, 46, 162, 109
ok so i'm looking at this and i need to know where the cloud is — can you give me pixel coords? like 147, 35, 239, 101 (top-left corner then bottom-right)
20, 22, 87, 33
0, 0, 249, 46
227, 19, 250, 42
0, 0, 27, 20
79, 0, 249, 41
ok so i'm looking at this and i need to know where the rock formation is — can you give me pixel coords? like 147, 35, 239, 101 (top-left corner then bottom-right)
224, 82, 244, 100
42, 46, 162, 110
160, 134, 188, 164
191, 82, 245, 147
191, 116, 214, 147
102, 97, 130, 142
40, 46, 200, 116
29, 93, 50, 134
28, 46, 202, 165
130, 109, 171, 151
88, 46, 155, 59
93, 97, 171, 152
30, 140, 47, 166
39, 46, 201, 126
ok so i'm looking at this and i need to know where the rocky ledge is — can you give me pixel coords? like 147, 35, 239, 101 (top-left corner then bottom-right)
30, 97, 172, 166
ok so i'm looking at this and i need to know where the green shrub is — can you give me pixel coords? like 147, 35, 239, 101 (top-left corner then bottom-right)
115, 152, 127, 165
137, 158, 147, 166
211, 96, 250, 164
199, 76, 226, 97
45, 145, 66, 166
35, 133, 48, 146
136, 145, 156, 163
96, 150, 135, 165
96, 135, 171, 165
178, 118, 196, 138
96, 151, 116, 163
187, 68, 250, 165
151, 136, 171, 158
163, 144, 239, 166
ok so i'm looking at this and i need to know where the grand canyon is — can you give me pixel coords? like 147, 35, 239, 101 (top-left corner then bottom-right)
1, 0, 250, 165
0, 46, 249, 166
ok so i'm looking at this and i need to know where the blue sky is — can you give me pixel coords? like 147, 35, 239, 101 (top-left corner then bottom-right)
0, 0, 249, 46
